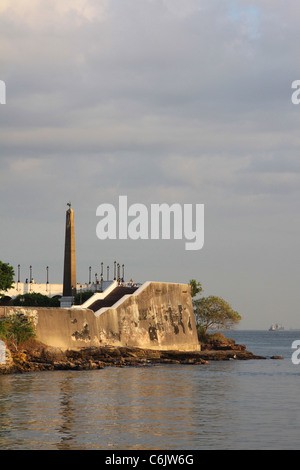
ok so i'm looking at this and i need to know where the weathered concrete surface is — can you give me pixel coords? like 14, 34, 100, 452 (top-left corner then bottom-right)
95, 282, 200, 351
0, 282, 200, 352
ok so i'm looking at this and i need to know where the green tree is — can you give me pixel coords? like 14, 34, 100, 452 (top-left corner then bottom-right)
0, 261, 15, 296
189, 279, 203, 298
194, 295, 242, 340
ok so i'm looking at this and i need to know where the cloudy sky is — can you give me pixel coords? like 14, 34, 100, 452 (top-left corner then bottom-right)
1, 0, 300, 329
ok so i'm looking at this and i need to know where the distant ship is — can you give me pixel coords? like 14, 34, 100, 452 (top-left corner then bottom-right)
269, 323, 284, 331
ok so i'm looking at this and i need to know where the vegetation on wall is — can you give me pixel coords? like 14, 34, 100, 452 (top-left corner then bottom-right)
0, 314, 36, 350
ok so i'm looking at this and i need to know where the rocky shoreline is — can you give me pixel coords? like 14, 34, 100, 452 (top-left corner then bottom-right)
0, 337, 277, 375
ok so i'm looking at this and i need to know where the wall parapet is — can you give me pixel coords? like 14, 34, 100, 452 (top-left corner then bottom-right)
1, 282, 200, 352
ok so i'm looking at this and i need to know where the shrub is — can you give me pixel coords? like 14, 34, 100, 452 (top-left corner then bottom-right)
0, 314, 36, 349
13, 293, 55, 307
0, 296, 12, 306
49, 295, 61, 307
198, 330, 235, 345
74, 291, 94, 305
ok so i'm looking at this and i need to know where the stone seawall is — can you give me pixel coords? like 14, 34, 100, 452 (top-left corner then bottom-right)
0, 282, 200, 352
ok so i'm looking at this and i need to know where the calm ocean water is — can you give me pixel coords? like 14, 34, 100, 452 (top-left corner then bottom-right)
0, 330, 300, 450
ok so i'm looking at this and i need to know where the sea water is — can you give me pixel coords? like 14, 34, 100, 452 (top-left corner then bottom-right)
0, 330, 299, 450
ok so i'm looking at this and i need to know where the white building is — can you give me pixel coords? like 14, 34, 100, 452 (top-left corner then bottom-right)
1, 281, 114, 299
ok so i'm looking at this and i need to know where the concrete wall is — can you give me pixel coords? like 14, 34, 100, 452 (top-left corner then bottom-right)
0, 282, 200, 352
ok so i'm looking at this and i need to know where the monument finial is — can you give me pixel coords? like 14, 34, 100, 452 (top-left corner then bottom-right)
67, 201, 72, 209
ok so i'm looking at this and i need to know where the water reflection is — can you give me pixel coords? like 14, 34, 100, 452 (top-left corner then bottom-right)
0, 364, 238, 450
57, 376, 77, 450
0, 358, 298, 450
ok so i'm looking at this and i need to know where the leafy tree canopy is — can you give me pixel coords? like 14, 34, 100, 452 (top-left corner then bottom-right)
189, 279, 242, 341
0, 261, 15, 296
194, 295, 242, 337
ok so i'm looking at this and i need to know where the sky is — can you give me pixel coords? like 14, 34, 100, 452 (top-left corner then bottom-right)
1, 0, 300, 330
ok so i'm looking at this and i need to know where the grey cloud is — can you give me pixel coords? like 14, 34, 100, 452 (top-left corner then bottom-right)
1, 0, 300, 329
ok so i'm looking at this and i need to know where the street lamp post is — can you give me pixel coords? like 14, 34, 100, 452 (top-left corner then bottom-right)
29, 266, 32, 292
46, 266, 49, 292
17, 264, 20, 291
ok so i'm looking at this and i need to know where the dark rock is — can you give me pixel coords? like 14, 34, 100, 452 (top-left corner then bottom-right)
0, 339, 270, 375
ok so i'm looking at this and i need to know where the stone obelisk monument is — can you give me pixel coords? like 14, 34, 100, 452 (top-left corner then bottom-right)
60, 202, 76, 308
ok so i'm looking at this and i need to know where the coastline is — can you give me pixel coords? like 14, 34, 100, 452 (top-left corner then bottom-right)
0, 340, 273, 375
